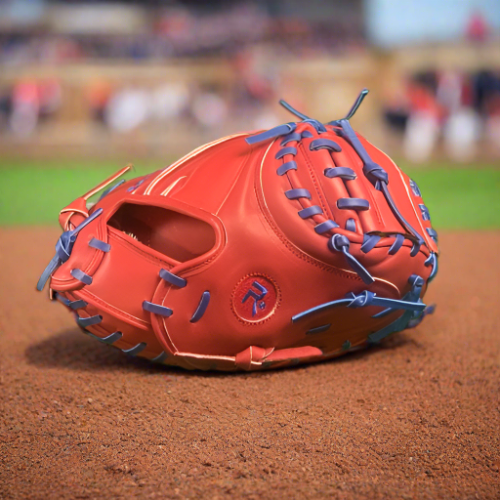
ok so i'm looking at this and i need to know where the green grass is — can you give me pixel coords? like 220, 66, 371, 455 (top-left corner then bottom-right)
0, 160, 162, 226
0, 159, 499, 229
403, 164, 500, 229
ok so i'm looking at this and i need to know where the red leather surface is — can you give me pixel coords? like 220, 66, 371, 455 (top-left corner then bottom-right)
48, 124, 439, 371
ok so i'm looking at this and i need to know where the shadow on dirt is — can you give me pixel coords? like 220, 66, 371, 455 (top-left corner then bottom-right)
25, 328, 172, 375
25, 327, 418, 376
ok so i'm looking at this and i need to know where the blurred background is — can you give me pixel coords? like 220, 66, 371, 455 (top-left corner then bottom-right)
0, 0, 499, 227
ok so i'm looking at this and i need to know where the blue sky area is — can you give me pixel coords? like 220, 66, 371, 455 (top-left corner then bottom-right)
366, 0, 500, 46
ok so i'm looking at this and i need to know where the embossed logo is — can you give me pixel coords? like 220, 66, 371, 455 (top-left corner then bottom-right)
232, 275, 279, 323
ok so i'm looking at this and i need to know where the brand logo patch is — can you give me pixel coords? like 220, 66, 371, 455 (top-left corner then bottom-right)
232, 275, 279, 323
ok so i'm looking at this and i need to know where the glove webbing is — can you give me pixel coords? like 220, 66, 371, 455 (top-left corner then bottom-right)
246, 90, 438, 286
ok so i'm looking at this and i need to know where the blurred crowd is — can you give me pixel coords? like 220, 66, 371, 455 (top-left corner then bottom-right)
383, 69, 500, 162
0, 2, 363, 65
85, 71, 280, 136
1, 0, 499, 161
0, 0, 364, 142
0, 47, 285, 138
3, 65, 500, 163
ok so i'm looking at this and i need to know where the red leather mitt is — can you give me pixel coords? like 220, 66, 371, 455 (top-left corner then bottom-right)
37, 90, 438, 371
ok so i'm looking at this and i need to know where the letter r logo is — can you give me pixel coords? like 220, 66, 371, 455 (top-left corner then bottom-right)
241, 281, 268, 317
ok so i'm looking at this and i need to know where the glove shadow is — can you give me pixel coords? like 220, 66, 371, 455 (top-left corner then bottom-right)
25, 328, 173, 374
25, 328, 417, 375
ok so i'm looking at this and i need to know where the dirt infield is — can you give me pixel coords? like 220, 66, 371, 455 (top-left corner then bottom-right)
1, 228, 499, 500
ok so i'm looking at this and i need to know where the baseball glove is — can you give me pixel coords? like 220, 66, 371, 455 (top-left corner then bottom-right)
36, 89, 438, 371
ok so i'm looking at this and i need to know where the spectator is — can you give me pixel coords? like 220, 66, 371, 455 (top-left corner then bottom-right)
9, 79, 39, 137
86, 79, 112, 124
105, 87, 150, 133
403, 72, 443, 163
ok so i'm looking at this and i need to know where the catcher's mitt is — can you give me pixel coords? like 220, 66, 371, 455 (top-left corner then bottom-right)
36, 90, 438, 371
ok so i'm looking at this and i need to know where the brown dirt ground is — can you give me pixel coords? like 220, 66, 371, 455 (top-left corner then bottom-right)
0, 228, 499, 500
